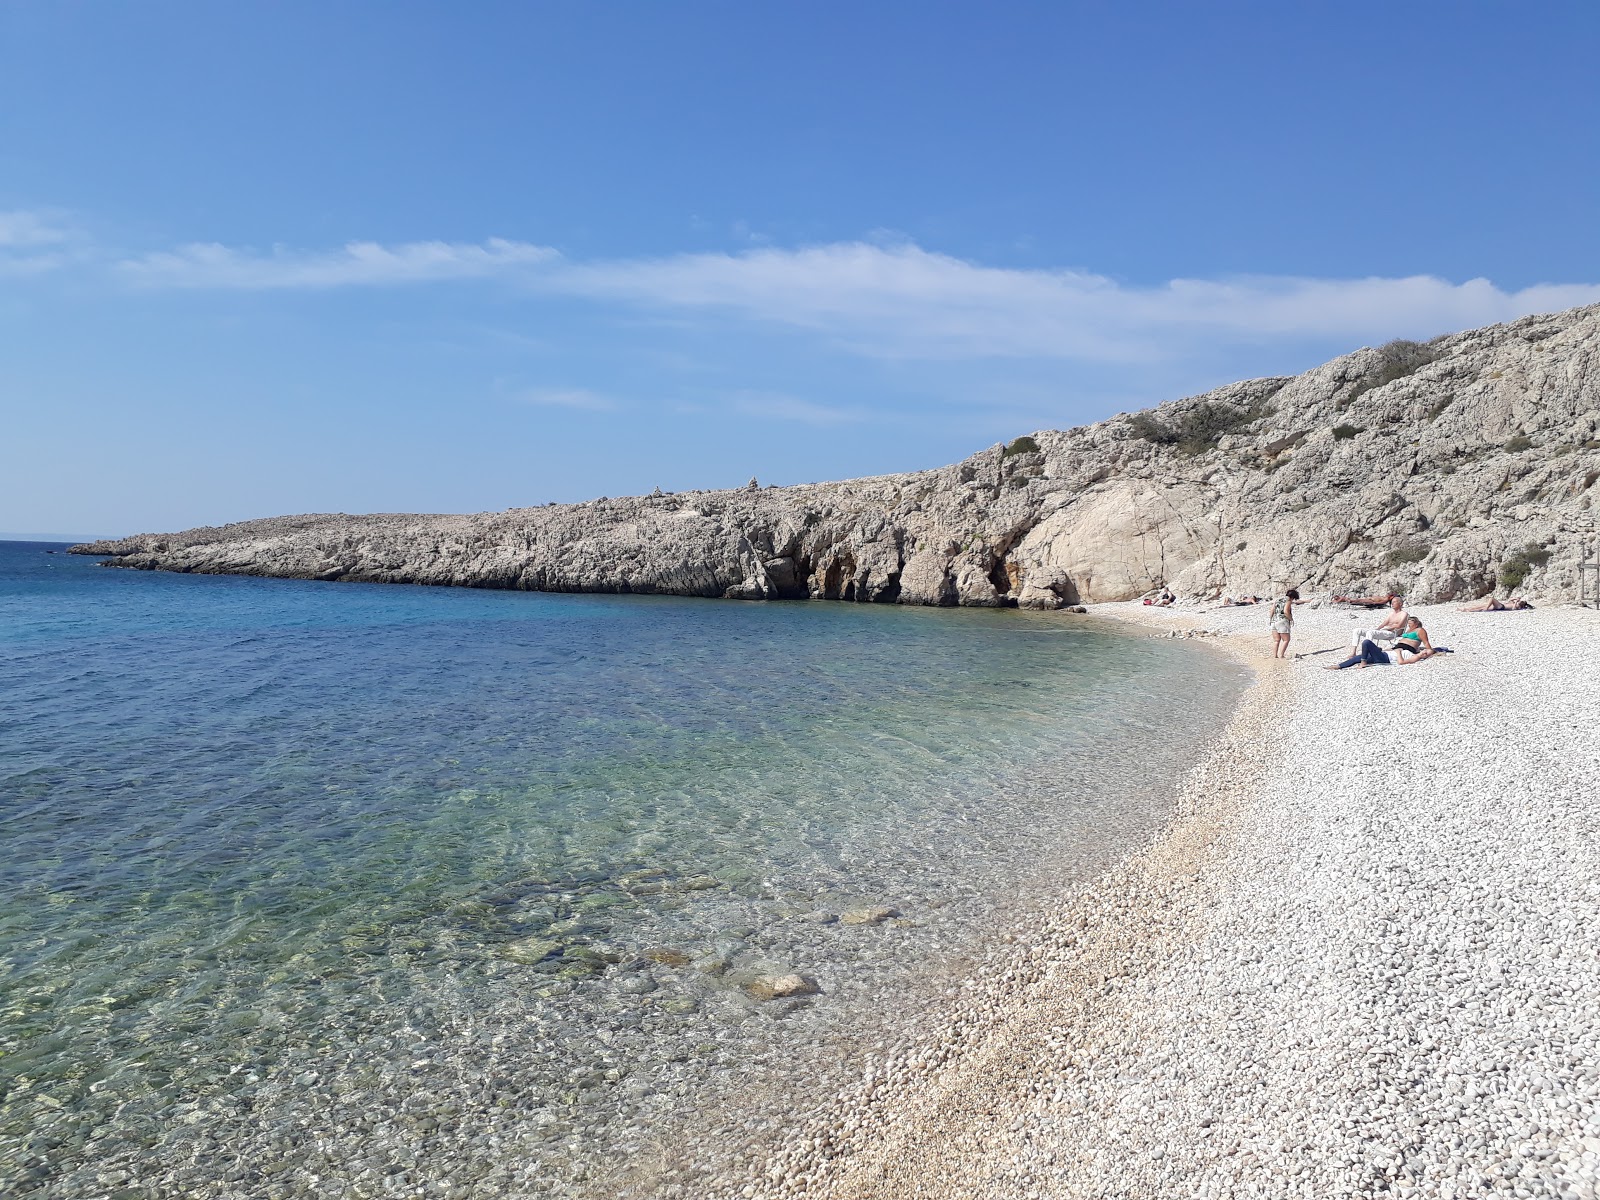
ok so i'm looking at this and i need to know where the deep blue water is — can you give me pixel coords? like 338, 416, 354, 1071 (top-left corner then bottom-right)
0, 539, 1244, 1194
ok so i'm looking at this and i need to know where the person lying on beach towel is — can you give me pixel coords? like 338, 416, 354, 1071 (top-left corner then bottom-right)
1332, 591, 1398, 608
1142, 587, 1176, 607
1458, 595, 1534, 612
1218, 594, 1261, 606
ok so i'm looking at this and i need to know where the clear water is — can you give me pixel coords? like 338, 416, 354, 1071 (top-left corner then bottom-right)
0, 540, 1245, 1197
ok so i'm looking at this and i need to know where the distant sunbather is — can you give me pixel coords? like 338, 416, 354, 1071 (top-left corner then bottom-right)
1333, 591, 1398, 608
1219, 595, 1261, 606
1458, 595, 1534, 612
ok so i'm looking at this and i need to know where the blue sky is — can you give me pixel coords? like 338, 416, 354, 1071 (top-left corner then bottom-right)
3, 2, 1598, 537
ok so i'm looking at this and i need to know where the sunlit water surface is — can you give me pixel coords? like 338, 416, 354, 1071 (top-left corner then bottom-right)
0, 541, 1245, 1197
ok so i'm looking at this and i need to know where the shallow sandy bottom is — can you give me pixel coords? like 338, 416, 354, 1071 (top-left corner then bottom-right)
691, 598, 1600, 1200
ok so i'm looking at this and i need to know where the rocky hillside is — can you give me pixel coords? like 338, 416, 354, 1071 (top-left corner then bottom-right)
75, 305, 1600, 606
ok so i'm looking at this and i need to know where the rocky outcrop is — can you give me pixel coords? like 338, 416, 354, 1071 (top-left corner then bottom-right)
74, 305, 1600, 605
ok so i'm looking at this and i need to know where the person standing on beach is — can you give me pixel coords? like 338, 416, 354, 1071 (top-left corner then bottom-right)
1268, 588, 1298, 659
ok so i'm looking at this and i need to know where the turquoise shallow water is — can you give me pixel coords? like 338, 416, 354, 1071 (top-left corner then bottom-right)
0, 540, 1245, 1196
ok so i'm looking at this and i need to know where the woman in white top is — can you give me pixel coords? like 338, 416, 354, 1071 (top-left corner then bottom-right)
1268, 588, 1299, 659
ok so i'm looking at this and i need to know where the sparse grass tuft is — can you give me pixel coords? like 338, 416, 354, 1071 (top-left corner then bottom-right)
1343, 339, 1436, 408
1383, 540, 1430, 568
1333, 424, 1364, 441
1504, 434, 1534, 453
1127, 398, 1271, 456
1498, 543, 1552, 591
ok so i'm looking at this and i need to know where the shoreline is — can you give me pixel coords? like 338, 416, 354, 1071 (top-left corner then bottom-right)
600, 612, 1249, 1200
705, 598, 1600, 1199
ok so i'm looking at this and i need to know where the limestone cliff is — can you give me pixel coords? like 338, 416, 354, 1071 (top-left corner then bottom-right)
74, 305, 1600, 605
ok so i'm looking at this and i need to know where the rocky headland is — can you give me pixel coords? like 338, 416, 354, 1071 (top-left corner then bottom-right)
74, 304, 1600, 605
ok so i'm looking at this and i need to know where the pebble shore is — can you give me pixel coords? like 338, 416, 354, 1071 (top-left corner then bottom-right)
695, 599, 1600, 1199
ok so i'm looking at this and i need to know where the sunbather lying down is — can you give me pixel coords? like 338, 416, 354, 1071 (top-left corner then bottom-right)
1333, 591, 1398, 608
1459, 595, 1534, 612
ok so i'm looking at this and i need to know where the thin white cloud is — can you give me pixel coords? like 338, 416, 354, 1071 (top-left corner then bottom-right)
47, 223, 1600, 363
520, 387, 618, 412
0, 209, 88, 276
557, 242, 1600, 361
0, 210, 74, 247
728, 390, 866, 425
119, 237, 558, 288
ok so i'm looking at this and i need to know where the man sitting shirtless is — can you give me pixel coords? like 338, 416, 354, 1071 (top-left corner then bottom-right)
1349, 593, 1409, 652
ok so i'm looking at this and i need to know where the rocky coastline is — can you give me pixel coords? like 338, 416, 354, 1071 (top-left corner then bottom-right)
75, 305, 1600, 607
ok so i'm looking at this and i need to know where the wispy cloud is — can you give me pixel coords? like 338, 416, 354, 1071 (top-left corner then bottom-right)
19, 217, 1600, 365
119, 237, 558, 288
728, 390, 866, 425
0, 210, 74, 247
558, 242, 1600, 362
519, 387, 618, 412
0, 209, 88, 276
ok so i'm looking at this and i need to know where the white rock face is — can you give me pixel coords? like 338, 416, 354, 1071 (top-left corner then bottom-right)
75, 305, 1600, 604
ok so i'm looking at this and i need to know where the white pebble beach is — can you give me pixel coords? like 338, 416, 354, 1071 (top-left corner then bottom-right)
699, 597, 1600, 1200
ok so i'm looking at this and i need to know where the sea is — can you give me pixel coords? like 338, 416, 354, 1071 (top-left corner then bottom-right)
0, 539, 1247, 1197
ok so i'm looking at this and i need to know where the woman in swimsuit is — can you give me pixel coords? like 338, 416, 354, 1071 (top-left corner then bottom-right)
1458, 595, 1533, 612
1390, 616, 1435, 662
1326, 616, 1435, 669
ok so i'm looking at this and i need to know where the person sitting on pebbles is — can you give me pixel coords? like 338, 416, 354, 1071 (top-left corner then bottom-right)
1459, 595, 1534, 612
1350, 593, 1409, 653
1390, 615, 1436, 662
1327, 615, 1436, 669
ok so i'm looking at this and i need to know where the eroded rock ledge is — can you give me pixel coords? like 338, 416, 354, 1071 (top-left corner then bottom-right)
74, 305, 1600, 605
